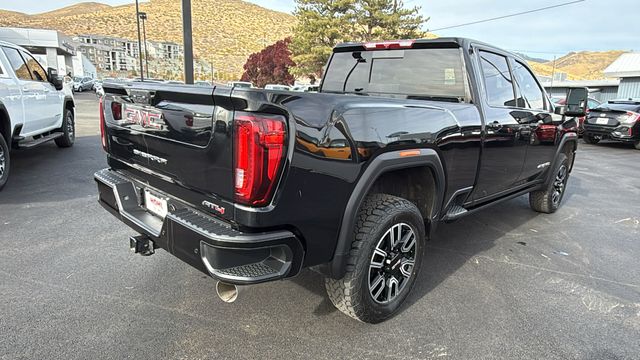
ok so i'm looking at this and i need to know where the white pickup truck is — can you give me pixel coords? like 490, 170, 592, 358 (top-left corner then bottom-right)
0, 40, 75, 190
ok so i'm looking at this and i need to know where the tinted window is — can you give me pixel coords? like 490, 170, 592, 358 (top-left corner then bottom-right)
322, 48, 467, 100
587, 99, 600, 109
594, 103, 640, 112
512, 61, 545, 110
22, 52, 47, 82
479, 51, 516, 107
3, 47, 32, 81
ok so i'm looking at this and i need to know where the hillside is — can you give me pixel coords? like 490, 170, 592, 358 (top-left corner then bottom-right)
0, 0, 295, 79
527, 50, 625, 80
0, 1, 625, 81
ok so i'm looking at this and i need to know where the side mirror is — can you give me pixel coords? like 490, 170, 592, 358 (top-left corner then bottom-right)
47, 68, 63, 91
564, 87, 588, 117
554, 106, 565, 116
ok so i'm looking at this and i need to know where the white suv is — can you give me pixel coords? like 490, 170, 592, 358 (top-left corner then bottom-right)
0, 40, 75, 190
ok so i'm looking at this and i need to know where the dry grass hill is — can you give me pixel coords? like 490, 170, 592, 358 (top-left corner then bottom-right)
527, 50, 626, 80
0, 0, 295, 79
0, 1, 626, 81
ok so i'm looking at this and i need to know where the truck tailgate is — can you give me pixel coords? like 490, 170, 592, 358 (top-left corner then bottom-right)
102, 83, 234, 203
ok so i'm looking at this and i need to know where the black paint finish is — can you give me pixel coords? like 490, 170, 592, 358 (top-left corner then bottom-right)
98, 37, 576, 277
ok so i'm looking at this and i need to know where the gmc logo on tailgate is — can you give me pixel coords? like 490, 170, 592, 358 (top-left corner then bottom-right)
124, 105, 166, 130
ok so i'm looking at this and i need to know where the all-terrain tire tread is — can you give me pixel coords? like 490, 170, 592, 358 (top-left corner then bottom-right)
325, 194, 420, 323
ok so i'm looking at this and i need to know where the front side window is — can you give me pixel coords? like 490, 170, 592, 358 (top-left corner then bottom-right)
511, 61, 545, 110
21, 52, 48, 82
3, 47, 32, 81
479, 51, 516, 107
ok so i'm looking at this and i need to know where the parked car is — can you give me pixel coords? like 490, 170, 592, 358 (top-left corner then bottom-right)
0, 40, 75, 190
227, 81, 252, 88
195, 80, 212, 87
583, 99, 640, 149
264, 84, 291, 91
291, 84, 319, 92
551, 96, 600, 136
95, 37, 586, 323
94, 80, 104, 97
73, 76, 94, 92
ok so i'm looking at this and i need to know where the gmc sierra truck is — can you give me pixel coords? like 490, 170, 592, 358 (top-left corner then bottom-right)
0, 40, 75, 190
95, 38, 587, 323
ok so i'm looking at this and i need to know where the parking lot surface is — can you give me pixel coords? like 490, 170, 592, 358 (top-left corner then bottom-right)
1, 92, 639, 359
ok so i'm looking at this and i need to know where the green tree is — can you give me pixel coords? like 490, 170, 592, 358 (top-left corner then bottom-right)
290, 0, 357, 81
355, 0, 427, 41
291, 0, 427, 79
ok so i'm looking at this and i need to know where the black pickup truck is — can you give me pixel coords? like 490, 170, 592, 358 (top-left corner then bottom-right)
95, 38, 588, 323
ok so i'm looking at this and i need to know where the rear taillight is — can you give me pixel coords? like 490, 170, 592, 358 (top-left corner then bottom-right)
624, 112, 640, 135
99, 97, 107, 151
233, 112, 287, 206
111, 101, 122, 120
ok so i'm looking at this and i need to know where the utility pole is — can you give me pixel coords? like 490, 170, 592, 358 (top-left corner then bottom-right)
135, 0, 144, 81
550, 55, 557, 91
181, 0, 194, 84
139, 12, 150, 79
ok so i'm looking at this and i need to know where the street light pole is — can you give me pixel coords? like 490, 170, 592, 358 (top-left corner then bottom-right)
135, 0, 144, 81
139, 12, 150, 79
181, 0, 194, 84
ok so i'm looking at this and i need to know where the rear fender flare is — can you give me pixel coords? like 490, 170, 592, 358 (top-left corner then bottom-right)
328, 148, 446, 279
546, 132, 578, 186
0, 102, 11, 142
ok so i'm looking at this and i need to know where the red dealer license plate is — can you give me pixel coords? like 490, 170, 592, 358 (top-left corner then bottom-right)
144, 190, 168, 219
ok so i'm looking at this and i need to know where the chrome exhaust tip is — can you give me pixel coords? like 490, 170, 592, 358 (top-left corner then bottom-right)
216, 281, 239, 303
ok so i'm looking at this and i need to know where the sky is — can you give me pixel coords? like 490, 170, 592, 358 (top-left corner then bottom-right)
3, 0, 639, 60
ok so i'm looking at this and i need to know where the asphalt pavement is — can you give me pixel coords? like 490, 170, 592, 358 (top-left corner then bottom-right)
1, 92, 639, 359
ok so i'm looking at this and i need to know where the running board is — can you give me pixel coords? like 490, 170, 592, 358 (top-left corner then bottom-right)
16, 132, 63, 149
442, 185, 540, 221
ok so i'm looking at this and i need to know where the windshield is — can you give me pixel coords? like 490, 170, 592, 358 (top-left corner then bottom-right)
321, 47, 467, 101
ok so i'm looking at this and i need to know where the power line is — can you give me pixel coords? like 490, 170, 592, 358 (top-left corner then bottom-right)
429, 0, 585, 31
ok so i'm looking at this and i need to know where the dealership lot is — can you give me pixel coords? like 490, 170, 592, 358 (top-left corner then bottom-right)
0, 92, 639, 359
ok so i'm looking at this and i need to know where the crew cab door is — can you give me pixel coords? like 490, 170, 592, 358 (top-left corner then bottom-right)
509, 59, 557, 181
21, 51, 62, 130
471, 49, 528, 201
1, 47, 50, 135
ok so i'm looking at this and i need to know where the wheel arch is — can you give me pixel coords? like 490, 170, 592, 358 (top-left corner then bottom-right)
547, 132, 578, 186
63, 96, 75, 113
0, 102, 11, 144
327, 148, 446, 279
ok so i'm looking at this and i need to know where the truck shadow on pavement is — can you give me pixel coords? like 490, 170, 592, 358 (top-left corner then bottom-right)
291, 194, 551, 319
0, 135, 105, 205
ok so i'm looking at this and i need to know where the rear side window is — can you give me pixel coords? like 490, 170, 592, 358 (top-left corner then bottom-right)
21, 52, 48, 82
2, 47, 32, 81
512, 61, 545, 110
479, 51, 516, 107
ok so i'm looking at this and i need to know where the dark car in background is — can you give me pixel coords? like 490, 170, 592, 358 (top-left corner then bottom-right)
583, 99, 640, 150
551, 96, 600, 136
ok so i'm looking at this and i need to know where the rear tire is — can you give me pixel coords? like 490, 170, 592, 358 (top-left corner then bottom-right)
324, 194, 425, 323
0, 134, 10, 191
529, 153, 569, 214
583, 133, 600, 144
55, 108, 75, 148
634, 140, 640, 150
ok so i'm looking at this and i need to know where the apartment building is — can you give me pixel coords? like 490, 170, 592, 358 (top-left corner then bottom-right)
74, 34, 183, 74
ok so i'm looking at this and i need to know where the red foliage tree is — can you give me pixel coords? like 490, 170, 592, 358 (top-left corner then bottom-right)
241, 38, 295, 88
